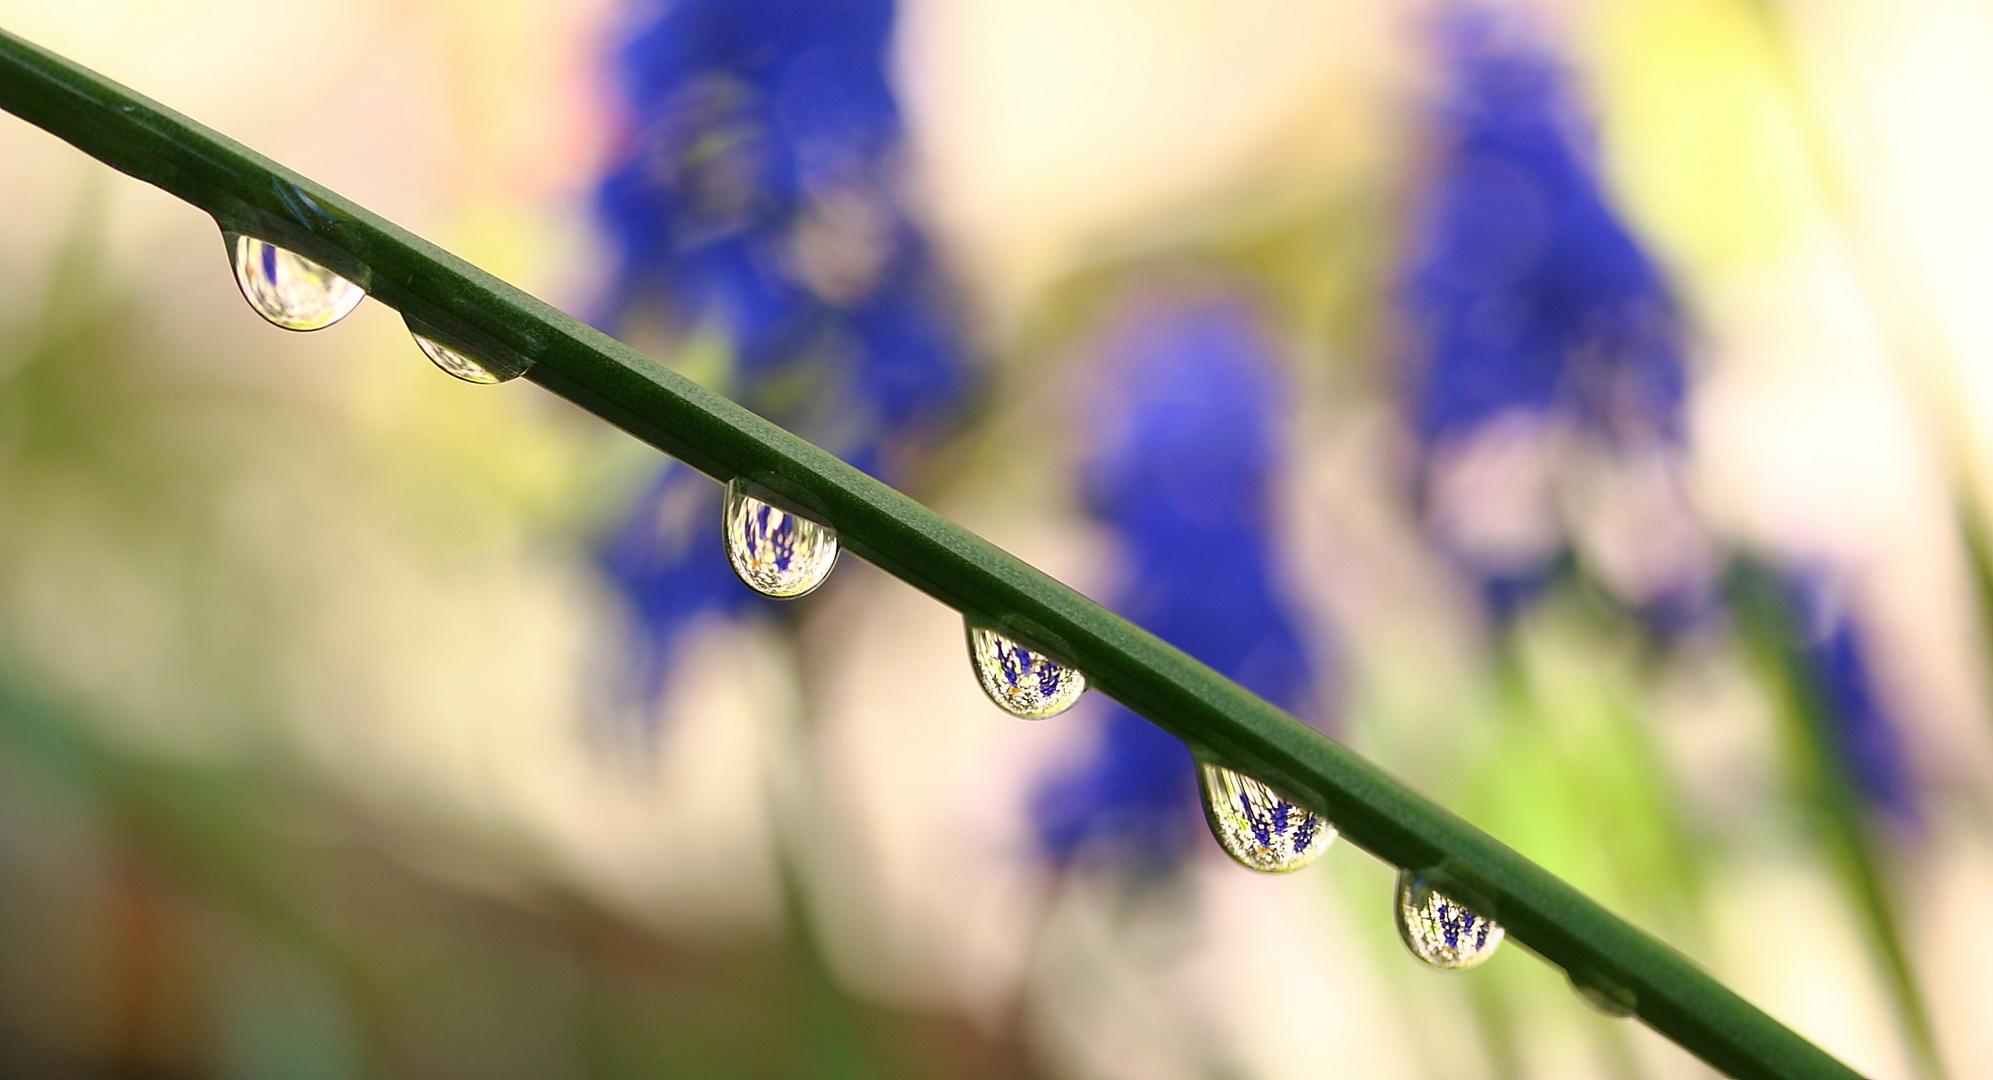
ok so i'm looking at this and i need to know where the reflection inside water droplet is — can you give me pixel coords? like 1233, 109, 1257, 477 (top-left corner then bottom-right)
965, 623, 1086, 719
414, 334, 504, 384
1395, 870, 1504, 969
723, 480, 838, 598
1198, 762, 1335, 872
227, 234, 364, 331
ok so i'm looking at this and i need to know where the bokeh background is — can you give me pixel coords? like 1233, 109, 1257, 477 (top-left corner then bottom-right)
1, 0, 1991, 1077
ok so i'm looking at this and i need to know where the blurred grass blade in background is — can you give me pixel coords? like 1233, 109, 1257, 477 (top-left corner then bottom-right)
1730, 561, 1946, 1080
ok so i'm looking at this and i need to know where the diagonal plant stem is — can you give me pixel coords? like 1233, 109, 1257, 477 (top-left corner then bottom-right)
0, 26, 1862, 1080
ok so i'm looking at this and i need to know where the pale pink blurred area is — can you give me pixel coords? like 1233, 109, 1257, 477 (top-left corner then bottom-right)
0, 0, 1990, 1078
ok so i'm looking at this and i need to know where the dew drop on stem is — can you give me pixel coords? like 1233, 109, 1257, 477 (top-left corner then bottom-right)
1198, 761, 1336, 872
1569, 968, 1637, 1017
413, 333, 512, 384
723, 480, 838, 598
965, 622, 1086, 719
226, 234, 363, 331
1395, 869, 1505, 970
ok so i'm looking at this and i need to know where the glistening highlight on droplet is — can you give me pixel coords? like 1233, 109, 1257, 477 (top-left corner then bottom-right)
1395, 870, 1505, 969
226, 234, 364, 331
723, 480, 838, 598
1198, 762, 1335, 872
414, 333, 507, 384
965, 623, 1086, 719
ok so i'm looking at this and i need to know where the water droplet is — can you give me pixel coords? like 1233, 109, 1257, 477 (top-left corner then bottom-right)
965, 623, 1087, 719
227, 234, 364, 331
1198, 762, 1335, 872
404, 317, 532, 383
1395, 870, 1505, 969
1570, 968, 1637, 1017
413, 334, 507, 384
723, 480, 838, 598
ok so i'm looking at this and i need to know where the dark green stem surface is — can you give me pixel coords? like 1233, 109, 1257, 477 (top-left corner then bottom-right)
0, 26, 1863, 1080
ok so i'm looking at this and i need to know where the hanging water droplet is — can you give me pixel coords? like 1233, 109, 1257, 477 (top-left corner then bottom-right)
227, 234, 364, 331
965, 623, 1087, 719
1198, 762, 1335, 872
723, 480, 838, 598
403, 316, 533, 383
1569, 968, 1637, 1017
414, 334, 504, 384
1395, 870, 1505, 969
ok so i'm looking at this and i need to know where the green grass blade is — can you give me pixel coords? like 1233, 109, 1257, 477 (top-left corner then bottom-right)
1729, 563, 1945, 1080
0, 26, 1865, 1080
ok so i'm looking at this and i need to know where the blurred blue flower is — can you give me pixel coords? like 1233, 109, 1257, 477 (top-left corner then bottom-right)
591, 0, 972, 707
1034, 296, 1325, 871
595, 463, 749, 703
1783, 571, 1918, 825
1406, 8, 1683, 445
1403, 8, 1689, 623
